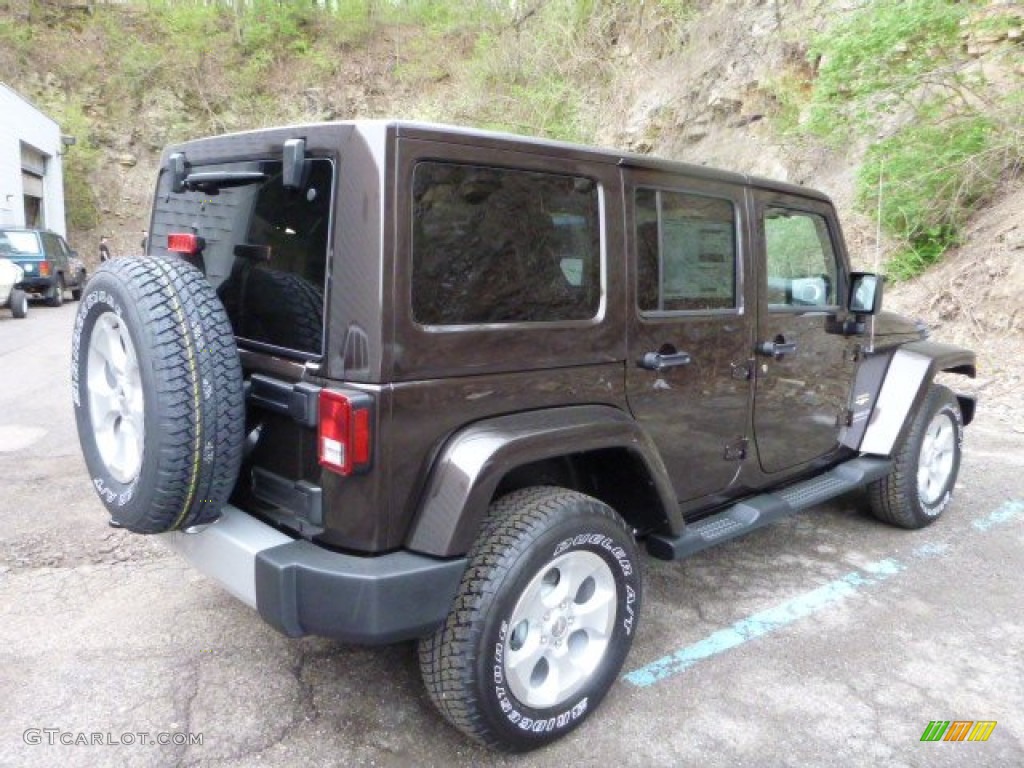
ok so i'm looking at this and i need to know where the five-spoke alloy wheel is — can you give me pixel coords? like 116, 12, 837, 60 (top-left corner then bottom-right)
419, 486, 641, 752
868, 384, 963, 528
87, 312, 145, 485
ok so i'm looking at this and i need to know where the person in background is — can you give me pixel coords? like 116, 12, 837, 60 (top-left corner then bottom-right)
140, 229, 149, 252
99, 236, 111, 262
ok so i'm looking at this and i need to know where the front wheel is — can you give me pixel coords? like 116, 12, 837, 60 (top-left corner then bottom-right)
419, 487, 642, 752
867, 384, 963, 528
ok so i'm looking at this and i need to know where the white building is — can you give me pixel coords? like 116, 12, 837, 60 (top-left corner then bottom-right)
0, 83, 67, 237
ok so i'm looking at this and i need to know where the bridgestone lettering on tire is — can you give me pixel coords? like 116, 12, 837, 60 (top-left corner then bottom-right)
867, 384, 963, 529
71, 256, 244, 533
419, 486, 642, 752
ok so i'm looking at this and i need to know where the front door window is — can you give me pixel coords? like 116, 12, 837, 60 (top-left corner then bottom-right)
754, 202, 853, 474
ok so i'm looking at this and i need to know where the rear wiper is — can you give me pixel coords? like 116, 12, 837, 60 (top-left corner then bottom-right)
183, 171, 268, 194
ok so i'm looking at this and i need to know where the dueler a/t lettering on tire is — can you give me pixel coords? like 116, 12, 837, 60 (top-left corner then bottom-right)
71, 256, 244, 533
419, 486, 642, 751
867, 384, 963, 529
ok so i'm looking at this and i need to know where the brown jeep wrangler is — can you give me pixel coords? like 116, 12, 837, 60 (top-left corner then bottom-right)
71, 121, 976, 752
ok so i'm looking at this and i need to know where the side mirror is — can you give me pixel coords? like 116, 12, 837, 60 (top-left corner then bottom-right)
283, 138, 310, 191
849, 272, 884, 315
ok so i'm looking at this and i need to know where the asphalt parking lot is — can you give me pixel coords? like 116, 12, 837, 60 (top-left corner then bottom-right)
1, 302, 1022, 767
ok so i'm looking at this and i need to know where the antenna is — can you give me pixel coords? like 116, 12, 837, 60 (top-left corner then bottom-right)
868, 149, 884, 353
874, 154, 883, 274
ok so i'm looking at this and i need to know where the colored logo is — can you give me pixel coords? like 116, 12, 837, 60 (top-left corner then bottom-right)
920, 720, 997, 742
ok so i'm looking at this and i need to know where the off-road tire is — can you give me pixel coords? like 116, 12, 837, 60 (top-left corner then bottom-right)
71, 256, 245, 533
419, 486, 642, 752
48, 275, 64, 307
867, 384, 962, 529
10, 288, 28, 318
217, 264, 323, 354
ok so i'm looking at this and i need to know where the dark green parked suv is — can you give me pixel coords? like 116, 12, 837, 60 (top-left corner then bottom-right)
0, 228, 87, 306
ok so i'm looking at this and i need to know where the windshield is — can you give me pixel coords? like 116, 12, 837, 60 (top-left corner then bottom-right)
0, 231, 42, 256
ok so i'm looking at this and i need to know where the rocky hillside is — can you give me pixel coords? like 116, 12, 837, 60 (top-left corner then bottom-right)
1, 0, 1021, 407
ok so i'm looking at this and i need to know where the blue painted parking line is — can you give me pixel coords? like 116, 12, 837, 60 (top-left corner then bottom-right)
624, 499, 1024, 689
973, 499, 1024, 531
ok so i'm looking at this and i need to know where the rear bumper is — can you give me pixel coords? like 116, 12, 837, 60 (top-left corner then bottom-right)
16, 275, 55, 295
161, 505, 467, 644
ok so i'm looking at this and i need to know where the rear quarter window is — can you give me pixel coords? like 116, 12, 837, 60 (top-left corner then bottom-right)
411, 162, 602, 326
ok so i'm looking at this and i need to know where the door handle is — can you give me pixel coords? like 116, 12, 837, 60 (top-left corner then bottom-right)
638, 350, 692, 371
756, 338, 798, 360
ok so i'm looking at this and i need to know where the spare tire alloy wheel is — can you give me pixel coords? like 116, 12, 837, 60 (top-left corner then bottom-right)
88, 313, 145, 484
71, 257, 244, 533
420, 487, 642, 751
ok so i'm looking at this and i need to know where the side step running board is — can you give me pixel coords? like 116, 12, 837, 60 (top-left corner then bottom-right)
646, 457, 893, 561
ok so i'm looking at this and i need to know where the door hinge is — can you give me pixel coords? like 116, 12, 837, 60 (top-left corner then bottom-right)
723, 437, 749, 461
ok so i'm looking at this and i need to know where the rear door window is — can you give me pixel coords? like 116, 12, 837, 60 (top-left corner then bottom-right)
635, 188, 738, 313
151, 158, 334, 357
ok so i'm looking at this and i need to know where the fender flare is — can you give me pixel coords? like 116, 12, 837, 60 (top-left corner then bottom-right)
849, 340, 976, 457
405, 405, 678, 557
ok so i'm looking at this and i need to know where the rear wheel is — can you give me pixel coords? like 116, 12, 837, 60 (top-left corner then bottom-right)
71, 257, 244, 533
10, 288, 28, 318
419, 487, 642, 752
71, 270, 86, 300
48, 275, 64, 307
867, 384, 962, 528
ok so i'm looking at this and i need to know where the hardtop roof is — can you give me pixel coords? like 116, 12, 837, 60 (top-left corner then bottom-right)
164, 119, 831, 203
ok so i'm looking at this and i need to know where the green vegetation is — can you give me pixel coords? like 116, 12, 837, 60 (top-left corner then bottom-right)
857, 112, 999, 280
421, 0, 695, 142
793, 0, 1023, 278
0, 0, 1017, 281
52, 101, 101, 232
805, 0, 969, 134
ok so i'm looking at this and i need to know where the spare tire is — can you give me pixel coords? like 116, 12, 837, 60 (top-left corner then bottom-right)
71, 256, 244, 533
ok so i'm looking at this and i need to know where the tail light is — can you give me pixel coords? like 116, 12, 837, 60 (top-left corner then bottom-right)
40, 261, 51, 277
318, 389, 374, 476
167, 233, 205, 256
